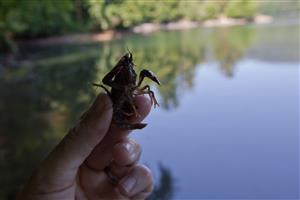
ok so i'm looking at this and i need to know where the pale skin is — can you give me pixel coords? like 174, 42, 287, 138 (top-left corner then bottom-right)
18, 93, 154, 200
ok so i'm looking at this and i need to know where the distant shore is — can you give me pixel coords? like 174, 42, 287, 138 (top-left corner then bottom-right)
133, 14, 272, 34
20, 15, 272, 46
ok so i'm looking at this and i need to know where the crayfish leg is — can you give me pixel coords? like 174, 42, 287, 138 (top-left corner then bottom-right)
92, 83, 111, 95
136, 85, 159, 108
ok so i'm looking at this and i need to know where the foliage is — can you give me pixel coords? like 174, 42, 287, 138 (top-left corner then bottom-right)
224, 0, 257, 19
257, 0, 300, 22
88, 0, 258, 30
0, 0, 89, 51
88, 0, 183, 29
0, 0, 258, 51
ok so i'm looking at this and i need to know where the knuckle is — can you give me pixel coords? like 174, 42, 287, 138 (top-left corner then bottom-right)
137, 165, 153, 182
130, 139, 142, 153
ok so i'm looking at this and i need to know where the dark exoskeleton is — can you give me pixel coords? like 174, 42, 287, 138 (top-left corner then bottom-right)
93, 53, 160, 130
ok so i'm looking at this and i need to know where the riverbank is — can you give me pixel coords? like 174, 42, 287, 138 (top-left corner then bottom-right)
19, 15, 272, 46
133, 14, 272, 34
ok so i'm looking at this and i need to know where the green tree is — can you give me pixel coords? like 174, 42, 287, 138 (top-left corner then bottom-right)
225, 0, 257, 19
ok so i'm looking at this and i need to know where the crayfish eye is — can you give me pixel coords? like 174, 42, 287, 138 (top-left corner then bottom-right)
125, 53, 133, 62
129, 53, 132, 60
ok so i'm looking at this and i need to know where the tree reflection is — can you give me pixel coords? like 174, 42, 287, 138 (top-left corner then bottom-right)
0, 55, 99, 199
212, 26, 256, 77
92, 30, 207, 110
0, 75, 54, 199
147, 163, 175, 200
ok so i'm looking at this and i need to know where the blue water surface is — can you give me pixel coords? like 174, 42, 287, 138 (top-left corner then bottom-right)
135, 59, 299, 199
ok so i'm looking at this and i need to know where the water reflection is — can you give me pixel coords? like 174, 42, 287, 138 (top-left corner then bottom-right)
0, 75, 53, 198
0, 56, 99, 199
5, 26, 257, 110
147, 164, 174, 200
0, 24, 298, 199
212, 26, 255, 77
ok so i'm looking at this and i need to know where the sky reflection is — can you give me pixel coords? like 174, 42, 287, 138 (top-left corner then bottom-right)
136, 59, 299, 199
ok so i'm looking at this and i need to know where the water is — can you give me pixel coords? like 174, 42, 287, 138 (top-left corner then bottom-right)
0, 24, 299, 199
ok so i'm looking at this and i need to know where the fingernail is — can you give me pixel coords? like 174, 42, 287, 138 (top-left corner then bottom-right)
120, 143, 134, 154
121, 176, 137, 194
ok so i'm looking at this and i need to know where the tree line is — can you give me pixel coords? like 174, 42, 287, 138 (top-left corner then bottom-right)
0, 0, 257, 52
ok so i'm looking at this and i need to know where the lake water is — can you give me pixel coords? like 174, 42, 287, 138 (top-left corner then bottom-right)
0, 23, 299, 199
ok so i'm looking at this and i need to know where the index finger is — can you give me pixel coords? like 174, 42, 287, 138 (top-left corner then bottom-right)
85, 95, 152, 171
28, 93, 113, 190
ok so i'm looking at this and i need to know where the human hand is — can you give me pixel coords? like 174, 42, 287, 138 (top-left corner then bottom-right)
19, 93, 153, 200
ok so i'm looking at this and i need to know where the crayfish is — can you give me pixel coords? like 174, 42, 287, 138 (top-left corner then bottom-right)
93, 52, 160, 130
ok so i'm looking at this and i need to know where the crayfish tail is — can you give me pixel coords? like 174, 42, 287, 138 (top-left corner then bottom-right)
115, 122, 147, 130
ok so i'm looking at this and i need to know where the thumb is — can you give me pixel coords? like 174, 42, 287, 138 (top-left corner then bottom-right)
37, 93, 113, 185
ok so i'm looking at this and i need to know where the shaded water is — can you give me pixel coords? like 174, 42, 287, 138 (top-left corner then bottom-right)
0, 24, 299, 199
